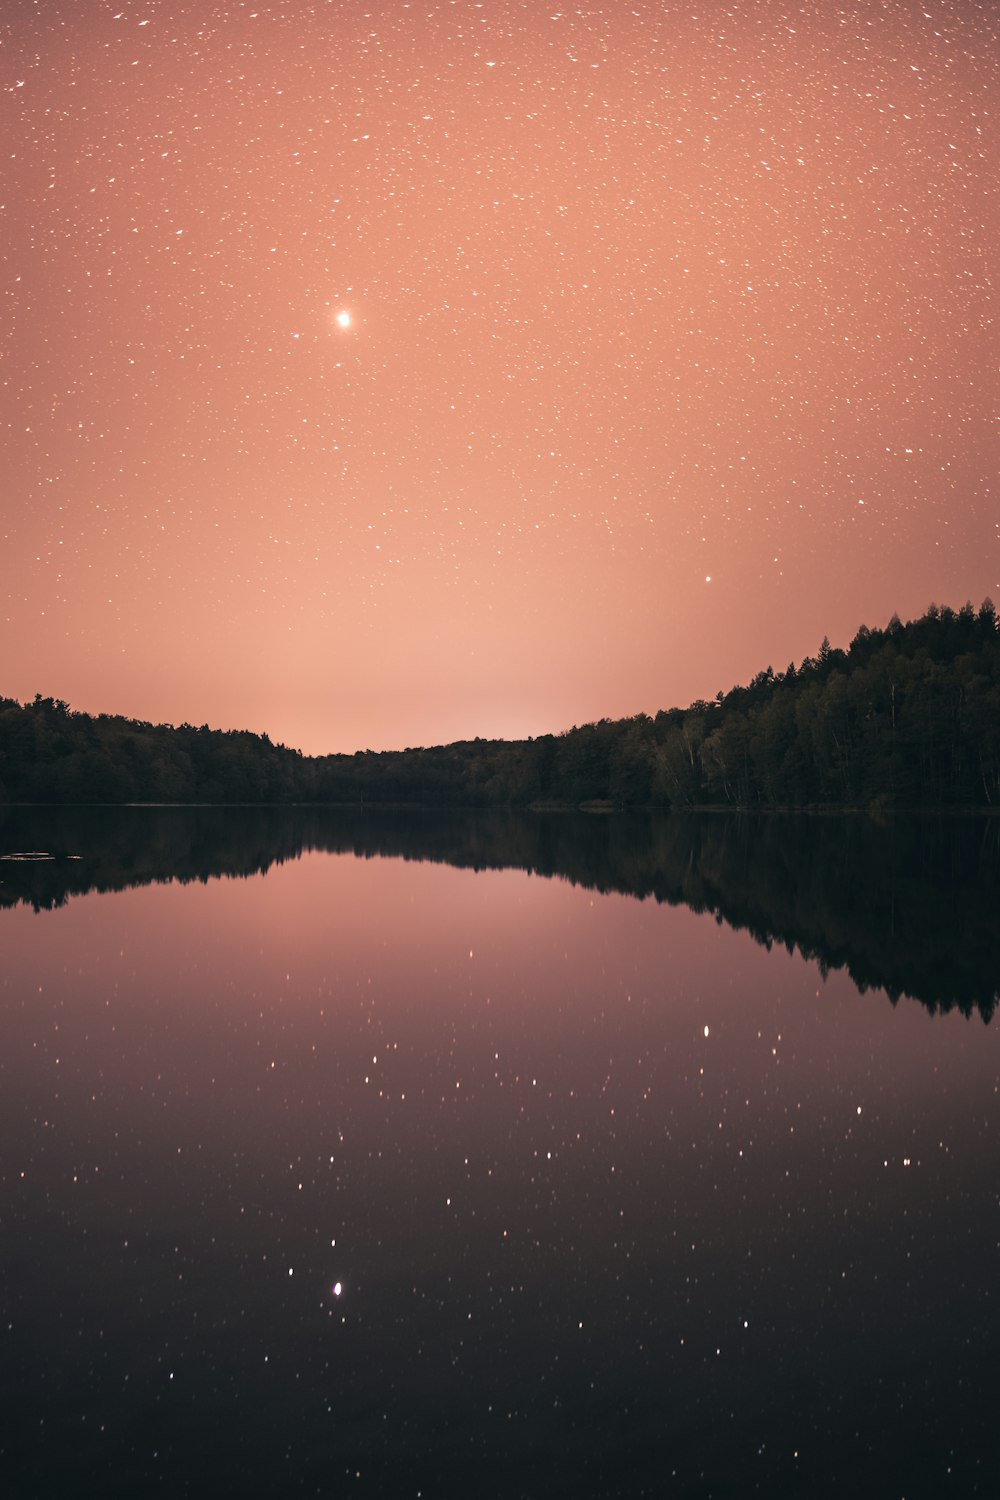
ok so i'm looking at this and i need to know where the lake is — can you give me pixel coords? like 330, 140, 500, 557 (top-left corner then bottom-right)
2, 807, 999, 1498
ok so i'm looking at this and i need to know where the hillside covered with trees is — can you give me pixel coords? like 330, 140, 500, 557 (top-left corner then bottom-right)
3, 600, 1000, 808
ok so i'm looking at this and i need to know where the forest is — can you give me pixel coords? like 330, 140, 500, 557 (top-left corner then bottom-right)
3, 600, 1000, 808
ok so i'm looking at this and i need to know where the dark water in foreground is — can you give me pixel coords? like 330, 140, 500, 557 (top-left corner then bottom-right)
1, 807, 999, 1498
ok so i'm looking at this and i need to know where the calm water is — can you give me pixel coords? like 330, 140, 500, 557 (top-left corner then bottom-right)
2, 808, 999, 1498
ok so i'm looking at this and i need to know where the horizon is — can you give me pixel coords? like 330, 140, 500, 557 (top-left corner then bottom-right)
12, 593, 991, 758
6, 0, 998, 757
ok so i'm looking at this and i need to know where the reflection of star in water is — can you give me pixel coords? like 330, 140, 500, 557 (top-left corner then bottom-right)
335, 311, 351, 329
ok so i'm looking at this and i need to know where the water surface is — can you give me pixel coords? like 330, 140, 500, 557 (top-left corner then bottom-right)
2, 808, 998, 1498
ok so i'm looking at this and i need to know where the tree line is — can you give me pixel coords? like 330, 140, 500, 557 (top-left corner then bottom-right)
2, 599, 1000, 807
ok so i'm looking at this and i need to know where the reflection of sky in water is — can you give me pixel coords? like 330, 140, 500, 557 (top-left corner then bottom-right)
2, 834, 999, 1498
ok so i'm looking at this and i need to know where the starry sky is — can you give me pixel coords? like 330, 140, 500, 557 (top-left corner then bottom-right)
4, 0, 998, 754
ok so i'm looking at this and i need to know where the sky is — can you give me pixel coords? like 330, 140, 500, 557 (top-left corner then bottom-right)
3, 0, 997, 754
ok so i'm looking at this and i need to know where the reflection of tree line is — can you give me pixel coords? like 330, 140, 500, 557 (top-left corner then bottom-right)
3, 604, 1000, 808
2, 805, 998, 1022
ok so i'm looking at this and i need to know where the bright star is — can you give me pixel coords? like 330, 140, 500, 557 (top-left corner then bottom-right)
335, 311, 351, 328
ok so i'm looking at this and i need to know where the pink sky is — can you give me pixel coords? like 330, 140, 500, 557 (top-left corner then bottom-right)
4, 0, 997, 753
